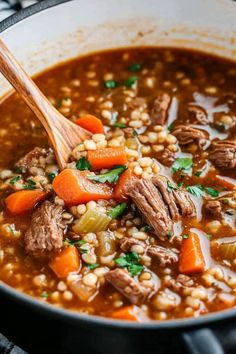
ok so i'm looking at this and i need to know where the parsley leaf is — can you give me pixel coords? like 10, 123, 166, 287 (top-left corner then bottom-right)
76, 157, 91, 171
48, 173, 56, 182
128, 63, 142, 72
186, 184, 204, 197
9, 175, 20, 185
15, 166, 23, 174
167, 180, 178, 191
23, 179, 36, 190
168, 123, 174, 132
182, 234, 189, 239
113, 122, 126, 128
141, 224, 153, 232
108, 202, 127, 219
87, 263, 100, 270
132, 129, 138, 136
205, 187, 219, 198
64, 238, 86, 246
166, 231, 172, 240
124, 76, 138, 87
88, 165, 127, 184
115, 252, 143, 277
172, 157, 193, 173
104, 80, 118, 89
194, 171, 202, 177
40, 291, 49, 298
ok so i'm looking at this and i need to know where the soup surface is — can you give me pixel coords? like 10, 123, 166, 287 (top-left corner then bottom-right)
0, 47, 236, 321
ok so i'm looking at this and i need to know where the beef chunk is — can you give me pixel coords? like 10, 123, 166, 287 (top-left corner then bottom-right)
127, 178, 172, 240
127, 177, 195, 240
155, 147, 175, 167
172, 125, 208, 148
188, 105, 208, 125
204, 200, 222, 218
167, 274, 193, 292
209, 140, 236, 170
24, 201, 64, 257
152, 177, 196, 219
105, 268, 150, 304
119, 237, 178, 267
150, 93, 171, 125
15, 147, 52, 171
148, 245, 179, 267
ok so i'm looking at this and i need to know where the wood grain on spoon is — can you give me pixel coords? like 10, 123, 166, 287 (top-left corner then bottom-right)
0, 39, 92, 170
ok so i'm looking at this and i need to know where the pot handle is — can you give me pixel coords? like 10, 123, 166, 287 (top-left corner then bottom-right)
182, 328, 224, 354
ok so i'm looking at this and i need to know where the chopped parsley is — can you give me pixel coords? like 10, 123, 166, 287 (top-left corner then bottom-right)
124, 76, 138, 87
178, 181, 184, 188
206, 234, 212, 240
166, 231, 172, 240
115, 252, 144, 277
113, 122, 126, 129
87, 263, 100, 270
186, 184, 204, 197
167, 180, 178, 191
23, 179, 36, 190
48, 173, 56, 182
205, 187, 219, 198
194, 171, 202, 177
128, 63, 142, 72
8, 224, 17, 237
172, 157, 193, 173
9, 175, 20, 185
64, 238, 88, 254
108, 202, 127, 219
40, 291, 49, 298
141, 224, 153, 232
222, 198, 229, 204
15, 166, 23, 174
132, 129, 138, 136
104, 80, 118, 89
182, 234, 189, 239
76, 157, 91, 171
88, 165, 127, 184
167, 123, 174, 132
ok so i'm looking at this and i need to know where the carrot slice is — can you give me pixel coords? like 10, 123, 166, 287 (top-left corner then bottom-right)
113, 168, 133, 201
49, 246, 81, 278
53, 169, 113, 206
179, 232, 205, 274
87, 147, 127, 170
215, 175, 236, 191
110, 306, 140, 321
5, 190, 48, 215
76, 114, 104, 134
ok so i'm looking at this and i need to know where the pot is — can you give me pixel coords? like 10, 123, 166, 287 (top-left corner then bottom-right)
0, 1, 236, 353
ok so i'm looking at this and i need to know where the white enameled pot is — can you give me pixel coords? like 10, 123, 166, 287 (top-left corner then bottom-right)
0, 1, 236, 354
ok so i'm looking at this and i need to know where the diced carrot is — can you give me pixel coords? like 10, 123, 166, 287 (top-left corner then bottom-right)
113, 168, 133, 201
53, 169, 113, 206
179, 232, 205, 274
215, 175, 236, 191
110, 306, 140, 321
5, 190, 48, 215
75, 114, 104, 134
87, 147, 127, 170
49, 246, 81, 278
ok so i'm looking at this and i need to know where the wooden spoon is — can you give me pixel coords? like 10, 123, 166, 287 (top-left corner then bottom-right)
0, 39, 92, 170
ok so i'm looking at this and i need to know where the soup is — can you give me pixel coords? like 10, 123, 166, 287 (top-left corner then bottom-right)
0, 47, 236, 321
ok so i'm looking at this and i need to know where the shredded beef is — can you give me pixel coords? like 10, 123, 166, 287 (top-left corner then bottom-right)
15, 147, 52, 171
119, 237, 178, 267
152, 177, 196, 219
209, 140, 236, 170
127, 178, 172, 240
150, 93, 171, 125
204, 200, 222, 218
188, 105, 208, 125
24, 201, 65, 257
127, 177, 195, 240
105, 268, 150, 304
155, 147, 175, 166
172, 125, 208, 148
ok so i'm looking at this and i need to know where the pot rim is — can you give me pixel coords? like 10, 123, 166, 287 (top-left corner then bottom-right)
0, 0, 236, 330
